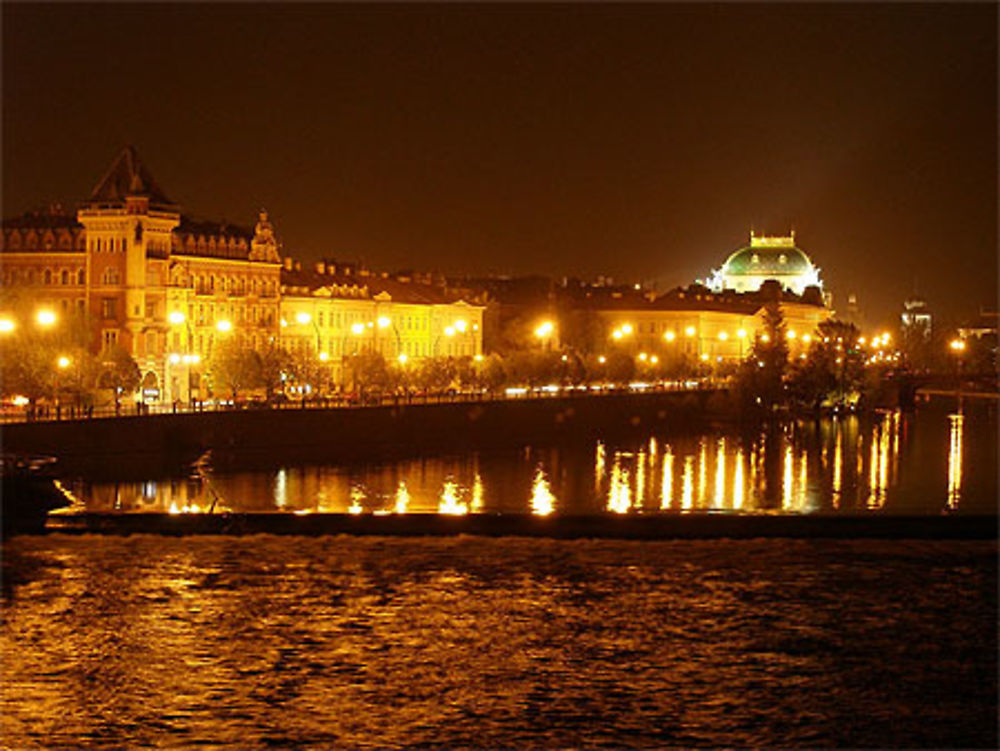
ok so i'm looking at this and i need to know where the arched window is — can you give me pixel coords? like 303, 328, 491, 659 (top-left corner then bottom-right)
43, 269, 52, 285
61, 270, 69, 285
102, 267, 119, 285
77, 269, 86, 285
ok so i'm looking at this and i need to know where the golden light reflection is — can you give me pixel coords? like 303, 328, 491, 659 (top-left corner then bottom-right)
714, 438, 726, 508
732, 449, 744, 509
832, 426, 843, 508
439, 480, 468, 515
681, 456, 694, 510
395, 481, 410, 514
661, 447, 674, 509
471, 472, 485, 512
947, 413, 964, 509
867, 427, 881, 509
782, 445, 793, 509
608, 460, 631, 514
273, 468, 288, 509
799, 449, 808, 509
530, 466, 556, 516
636, 451, 647, 508
348, 485, 364, 515
698, 439, 707, 502
595, 441, 605, 495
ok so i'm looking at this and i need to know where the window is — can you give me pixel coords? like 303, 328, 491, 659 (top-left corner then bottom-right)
43, 269, 52, 285
76, 299, 85, 314
61, 270, 69, 285
101, 298, 117, 319
102, 267, 119, 285
102, 329, 119, 350
77, 269, 86, 285
145, 331, 157, 356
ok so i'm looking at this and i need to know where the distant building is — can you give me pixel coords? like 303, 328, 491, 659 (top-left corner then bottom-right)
900, 296, 932, 342
707, 231, 823, 296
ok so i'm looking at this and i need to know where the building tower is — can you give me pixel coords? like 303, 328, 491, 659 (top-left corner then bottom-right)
76, 146, 180, 398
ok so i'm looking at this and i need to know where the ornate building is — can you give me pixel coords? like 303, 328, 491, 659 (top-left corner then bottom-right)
280, 260, 484, 386
1, 146, 483, 401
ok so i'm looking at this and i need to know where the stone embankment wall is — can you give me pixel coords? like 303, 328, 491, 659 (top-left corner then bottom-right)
2, 390, 731, 475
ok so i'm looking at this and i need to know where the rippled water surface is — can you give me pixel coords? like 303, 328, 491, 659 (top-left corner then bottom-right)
3, 536, 996, 748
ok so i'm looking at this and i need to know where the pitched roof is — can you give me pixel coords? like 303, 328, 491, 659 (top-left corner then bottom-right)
87, 146, 175, 208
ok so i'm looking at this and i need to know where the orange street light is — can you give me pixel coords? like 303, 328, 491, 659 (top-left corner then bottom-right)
664, 330, 676, 342
295, 311, 312, 325
168, 311, 186, 325
36, 309, 57, 327
0, 318, 15, 334
534, 320, 554, 338
949, 339, 966, 353
216, 319, 233, 333
684, 325, 696, 337
57, 356, 71, 369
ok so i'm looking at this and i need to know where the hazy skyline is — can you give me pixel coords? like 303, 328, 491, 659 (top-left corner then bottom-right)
3, 3, 996, 326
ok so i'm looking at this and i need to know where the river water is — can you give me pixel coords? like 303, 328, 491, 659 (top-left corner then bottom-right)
64, 397, 997, 517
2, 397, 997, 748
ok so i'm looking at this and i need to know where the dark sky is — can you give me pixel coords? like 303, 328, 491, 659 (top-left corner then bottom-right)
3, 3, 996, 327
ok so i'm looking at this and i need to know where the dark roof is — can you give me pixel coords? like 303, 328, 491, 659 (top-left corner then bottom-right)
281, 267, 476, 306
87, 146, 175, 209
177, 216, 253, 240
2, 211, 81, 231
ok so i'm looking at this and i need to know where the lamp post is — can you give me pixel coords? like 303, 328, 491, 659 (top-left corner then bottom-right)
168, 311, 198, 405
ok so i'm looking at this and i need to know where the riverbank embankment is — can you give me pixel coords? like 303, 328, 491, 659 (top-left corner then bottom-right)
1, 389, 732, 476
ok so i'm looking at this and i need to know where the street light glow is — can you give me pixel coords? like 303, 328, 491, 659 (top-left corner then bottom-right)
318, 351, 330, 361
534, 320, 553, 338
351, 322, 365, 335
949, 339, 966, 352
718, 331, 729, 341
57, 356, 71, 369
296, 311, 312, 325
397, 353, 408, 364
168, 311, 186, 325
454, 319, 468, 333
36, 309, 56, 327
664, 330, 676, 342
378, 316, 391, 329
168, 353, 181, 364
737, 329, 747, 339
216, 319, 232, 333
685, 325, 696, 337
444, 326, 455, 337
0, 318, 15, 333
621, 323, 633, 335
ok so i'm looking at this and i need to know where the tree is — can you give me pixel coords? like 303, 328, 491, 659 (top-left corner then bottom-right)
98, 345, 140, 407
208, 340, 261, 400
736, 302, 789, 411
786, 321, 865, 411
257, 342, 291, 399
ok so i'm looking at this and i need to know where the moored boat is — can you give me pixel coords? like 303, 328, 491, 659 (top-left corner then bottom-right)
1, 454, 70, 537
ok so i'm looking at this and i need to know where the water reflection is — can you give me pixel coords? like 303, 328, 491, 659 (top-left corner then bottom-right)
947, 412, 964, 509
71, 402, 995, 516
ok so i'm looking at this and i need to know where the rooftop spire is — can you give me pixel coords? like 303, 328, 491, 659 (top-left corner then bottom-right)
87, 145, 175, 208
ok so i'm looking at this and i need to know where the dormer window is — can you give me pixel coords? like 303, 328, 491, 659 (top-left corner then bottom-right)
751, 254, 759, 264
779, 254, 787, 264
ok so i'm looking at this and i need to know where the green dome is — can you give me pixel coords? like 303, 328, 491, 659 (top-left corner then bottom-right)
721, 243, 814, 276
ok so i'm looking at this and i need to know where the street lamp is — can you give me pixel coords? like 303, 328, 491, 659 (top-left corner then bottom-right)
36, 309, 57, 328
168, 311, 197, 404
0, 318, 15, 334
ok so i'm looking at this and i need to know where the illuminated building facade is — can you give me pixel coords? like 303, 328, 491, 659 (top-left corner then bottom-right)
1, 147, 282, 402
591, 282, 830, 364
280, 261, 484, 386
1, 147, 483, 400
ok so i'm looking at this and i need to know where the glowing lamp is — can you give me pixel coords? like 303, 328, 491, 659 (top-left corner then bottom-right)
685, 326, 696, 337
216, 319, 232, 333
57, 356, 71, 369
378, 316, 391, 329
0, 318, 15, 333
168, 311, 186, 325
351, 322, 365, 335
664, 330, 676, 342
36, 310, 57, 327
295, 312, 312, 325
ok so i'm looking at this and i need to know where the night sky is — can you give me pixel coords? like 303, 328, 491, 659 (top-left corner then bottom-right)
3, 3, 996, 327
